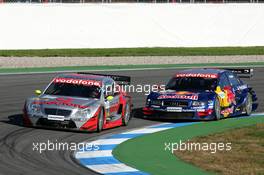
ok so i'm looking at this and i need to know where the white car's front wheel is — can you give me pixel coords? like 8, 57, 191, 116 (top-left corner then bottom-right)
97, 108, 104, 132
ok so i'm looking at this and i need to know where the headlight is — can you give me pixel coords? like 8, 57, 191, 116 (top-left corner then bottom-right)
146, 99, 151, 106
192, 101, 206, 107
151, 100, 162, 106
28, 103, 41, 113
73, 108, 91, 122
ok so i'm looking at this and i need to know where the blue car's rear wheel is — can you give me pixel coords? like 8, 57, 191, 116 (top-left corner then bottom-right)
245, 93, 253, 116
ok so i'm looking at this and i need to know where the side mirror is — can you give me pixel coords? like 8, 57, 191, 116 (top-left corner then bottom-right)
106, 95, 114, 101
35, 90, 42, 96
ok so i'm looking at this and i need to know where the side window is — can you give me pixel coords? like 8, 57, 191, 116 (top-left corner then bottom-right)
104, 79, 119, 97
218, 73, 230, 89
227, 72, 241, 87
104, 80, 114, 97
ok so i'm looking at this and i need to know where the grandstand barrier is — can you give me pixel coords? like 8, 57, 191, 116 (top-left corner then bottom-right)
0, 4, 264, 49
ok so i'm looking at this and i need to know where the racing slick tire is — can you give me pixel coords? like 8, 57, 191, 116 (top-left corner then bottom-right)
214, 98, 221, 120
97, 108, 104, 132
122, 102, 131, 126
245, 93, 253, 116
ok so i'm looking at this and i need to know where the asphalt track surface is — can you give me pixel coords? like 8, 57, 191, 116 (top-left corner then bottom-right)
0, 68, 263, 175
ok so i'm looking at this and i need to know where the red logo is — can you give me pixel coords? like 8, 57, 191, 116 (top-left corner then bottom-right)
175, 73, 218, 79
158, 94, 198, 100
56, 97, 73, 104
53, 78, 101, 87
33, 98, 88, 109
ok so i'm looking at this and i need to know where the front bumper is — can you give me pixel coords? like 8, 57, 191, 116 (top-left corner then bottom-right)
23, 111, 98, 131
36, 118, 77, 129
142, 107, 214, 120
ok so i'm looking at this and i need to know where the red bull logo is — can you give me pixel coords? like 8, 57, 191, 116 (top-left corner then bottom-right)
224, 86, 236, 105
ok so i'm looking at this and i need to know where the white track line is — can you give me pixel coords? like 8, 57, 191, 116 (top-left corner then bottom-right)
89, 138, 130, 145
75, 150, 112, 159
122, 127, 171, 134
86, 163, 140, 174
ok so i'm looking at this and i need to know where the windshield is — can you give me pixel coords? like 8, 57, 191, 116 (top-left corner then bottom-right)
166, 77, 217, 91
44, 82, 101, 99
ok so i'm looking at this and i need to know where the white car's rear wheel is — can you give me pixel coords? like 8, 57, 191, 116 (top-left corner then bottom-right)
122, 103, 131, 126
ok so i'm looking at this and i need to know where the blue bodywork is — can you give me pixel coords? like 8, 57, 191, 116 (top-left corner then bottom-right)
143, 68, 258, 120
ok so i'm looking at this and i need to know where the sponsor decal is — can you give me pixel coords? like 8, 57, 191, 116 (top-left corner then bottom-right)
53, 78, 101, 87
221, 106, 234, 117
224, 86, 236, 105
206, 100, 214, 109
151, 105, 160, 108
182, 109, 196, 112
192, 106, 205, 109
238, 84, 247, 90
196, 109, 205, 112
215, 86, 236, 107
175, 91, 193, 95
158, 94, 198, 100
33, 98, 89, 109
166, 107, 182, 112
47, 115, 65, 121
217, 91, 226, 99
176, 73, 218, 79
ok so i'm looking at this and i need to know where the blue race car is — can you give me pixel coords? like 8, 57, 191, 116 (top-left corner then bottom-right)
143, 68, 258, 120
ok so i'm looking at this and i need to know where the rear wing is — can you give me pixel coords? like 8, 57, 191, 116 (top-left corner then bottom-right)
77, 72, 131, 85
226, 68, 253, 78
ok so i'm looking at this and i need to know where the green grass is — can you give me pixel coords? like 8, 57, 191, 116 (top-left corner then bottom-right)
175, 124, 264, 175
112, 116, 264, 175
1, 46, 264, 57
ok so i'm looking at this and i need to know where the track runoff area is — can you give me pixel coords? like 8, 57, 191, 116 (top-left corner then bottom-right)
0, 66, 264, 175
75, 113, 264, 175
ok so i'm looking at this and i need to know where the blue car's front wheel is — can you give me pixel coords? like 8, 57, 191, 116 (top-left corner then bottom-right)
214, 98, 221, 120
